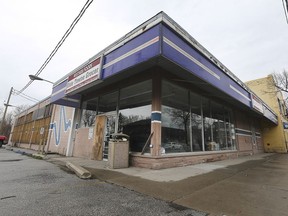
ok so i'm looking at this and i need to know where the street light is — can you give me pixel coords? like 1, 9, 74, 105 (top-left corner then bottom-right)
3, 103, 14, 107
29, 75, 54, 84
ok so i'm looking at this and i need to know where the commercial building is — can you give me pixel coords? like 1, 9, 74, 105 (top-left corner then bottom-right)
10, 12, 279, 169
10, 97, 52, 151
246, 75, 288, 153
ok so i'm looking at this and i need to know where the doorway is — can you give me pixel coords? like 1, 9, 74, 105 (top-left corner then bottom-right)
93, 112, 117, 161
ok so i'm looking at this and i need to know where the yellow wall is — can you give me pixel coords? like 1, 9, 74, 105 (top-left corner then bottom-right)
261, 120, 287, 152
246, 76, 288, 153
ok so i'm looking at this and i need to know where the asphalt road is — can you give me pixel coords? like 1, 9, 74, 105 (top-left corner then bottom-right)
83, 154, 288, 216
0, 148, 206, 216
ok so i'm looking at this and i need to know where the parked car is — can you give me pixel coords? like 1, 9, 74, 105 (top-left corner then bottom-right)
164, 142, 182, 150
0, 135, 7, 148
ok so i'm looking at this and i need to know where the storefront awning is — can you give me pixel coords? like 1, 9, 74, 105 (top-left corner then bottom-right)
51, 79, 81, 108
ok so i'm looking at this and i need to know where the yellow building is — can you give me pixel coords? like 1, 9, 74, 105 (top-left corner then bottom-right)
246, 75, 288, 153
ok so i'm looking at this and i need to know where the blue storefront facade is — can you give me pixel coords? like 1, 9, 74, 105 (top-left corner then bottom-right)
49, 12, 277, 169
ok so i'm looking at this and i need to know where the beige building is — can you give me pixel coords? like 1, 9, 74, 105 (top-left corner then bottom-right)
246, 75, 288, 153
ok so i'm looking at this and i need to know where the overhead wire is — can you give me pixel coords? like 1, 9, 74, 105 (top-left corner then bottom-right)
12, 88, 39, 103
18, 0, 94, 94
282, 0, 288, 23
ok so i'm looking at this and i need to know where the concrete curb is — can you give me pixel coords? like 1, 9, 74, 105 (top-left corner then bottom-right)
5, 146, 46, 160
66, 162, 92, 179
32, 153, 45, 160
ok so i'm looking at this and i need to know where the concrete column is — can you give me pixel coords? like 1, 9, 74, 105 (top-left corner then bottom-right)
45, 105, 57, 153
150, 71, 162, 156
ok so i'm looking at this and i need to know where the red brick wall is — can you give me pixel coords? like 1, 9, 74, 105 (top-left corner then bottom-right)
131, 151, 238, 169
234, 110, 264, 155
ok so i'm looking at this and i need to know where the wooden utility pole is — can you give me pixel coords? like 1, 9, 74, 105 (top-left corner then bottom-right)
0, 87, 13, 134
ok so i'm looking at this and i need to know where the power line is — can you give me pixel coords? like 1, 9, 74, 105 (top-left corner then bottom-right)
282, 0, 288, 23
18, 0, 94, 94
12, 88, 39, 103
16, 94, 39, 103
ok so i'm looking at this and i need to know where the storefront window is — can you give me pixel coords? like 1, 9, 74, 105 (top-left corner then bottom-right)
162, 80, 236, 154
80, 99, 98, 128
224, 109, 236, 150
202, 99, 236, 151
80, 109, 97, 127
119, 80, 152, 152
190, 92, 203, 152
162, 81, 190, 153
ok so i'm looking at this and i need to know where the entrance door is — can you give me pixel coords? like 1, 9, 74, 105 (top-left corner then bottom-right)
103, 113, 117, 160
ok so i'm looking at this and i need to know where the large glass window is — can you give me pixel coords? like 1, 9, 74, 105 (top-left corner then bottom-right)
119, 80, 152, 152
80, 91, 118, 128
80, 99, 97, 128
80, 81, 151, 153
203, 100, 236, 151
162, 81, 190, 153
162, 80, 236, 154
80, 109, 97, 128
190, 92, 203, 152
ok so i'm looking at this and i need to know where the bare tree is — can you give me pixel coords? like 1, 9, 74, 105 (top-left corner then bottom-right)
272, 70, 288, 94
82, 110, 96, 127
269, 70, 288, 101
0, 104, 30, 137
165, 107, 190, 145
118, 112, 145, 132
1, 112, 13, 137
14, 104, 30, 116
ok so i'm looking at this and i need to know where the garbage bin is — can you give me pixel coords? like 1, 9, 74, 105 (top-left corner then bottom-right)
108, 133, 130, 169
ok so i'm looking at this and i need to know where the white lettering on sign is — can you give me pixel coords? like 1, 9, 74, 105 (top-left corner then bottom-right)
66, 57, 101, 94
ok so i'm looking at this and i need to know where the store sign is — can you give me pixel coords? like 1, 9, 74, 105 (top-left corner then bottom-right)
251, 94, 263, 114
66, 57, 101, 94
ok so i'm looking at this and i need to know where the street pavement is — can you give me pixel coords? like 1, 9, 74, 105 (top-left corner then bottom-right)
3, 146, 288, 216
0, 147, 206, 216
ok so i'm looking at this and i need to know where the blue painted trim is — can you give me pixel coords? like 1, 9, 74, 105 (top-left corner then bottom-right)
102, 25, 161, 79
151, 112, 161, 122
162, 25, 251, 107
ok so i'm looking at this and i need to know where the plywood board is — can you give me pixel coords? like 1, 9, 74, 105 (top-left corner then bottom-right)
92, 115, 106, 160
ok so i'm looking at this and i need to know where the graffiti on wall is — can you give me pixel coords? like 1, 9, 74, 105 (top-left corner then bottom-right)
50, 106, 71, 145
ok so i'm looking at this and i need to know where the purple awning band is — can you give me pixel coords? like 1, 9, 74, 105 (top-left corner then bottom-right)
51, 80, 81, 108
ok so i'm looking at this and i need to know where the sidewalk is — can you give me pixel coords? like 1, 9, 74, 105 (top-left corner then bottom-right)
50, 152, 273, 182
5, 145, 272, 181
4, 145, 288, 216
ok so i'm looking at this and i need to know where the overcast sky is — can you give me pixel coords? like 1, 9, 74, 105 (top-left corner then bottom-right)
1, 0, 288, 109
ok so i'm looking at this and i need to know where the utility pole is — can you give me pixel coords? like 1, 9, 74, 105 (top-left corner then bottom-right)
0, 87, 13, 134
